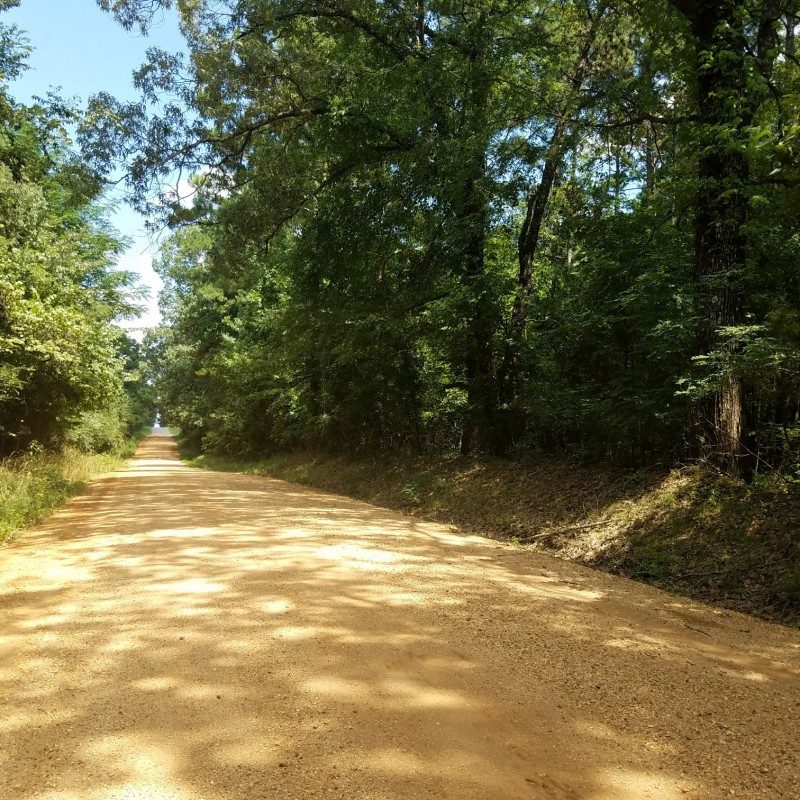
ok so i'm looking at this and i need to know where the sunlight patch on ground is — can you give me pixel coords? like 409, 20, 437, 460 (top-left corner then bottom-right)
108, 787, 186, 800
366, 747, 425, 774
369, 590, 426, 605
0, 704, 76, 734
593, 767, 688, 799
380, 679, 472, 709
260, 599, 293, 614
31, 789, 186, 800
177, 683, 236, 701
717, 667, 769, 682
18, 612, 74, 630
23, 563, 94, 586
131, 676, 180, 692
100, 635, 146, 652
272, 625, 319, 640
315, 544, 397, 564
148, 528, 220, 540
302, 675, 365, 698
77, 736, 184, 798
273, 527, 316, 538
170, 607, 214, 618
116, 465, 188, 477
85, 548, 116, 561
301, 674, 472, 711
214, 739, 276, 769
605, 635, 665, 654
143, 579, 226, 595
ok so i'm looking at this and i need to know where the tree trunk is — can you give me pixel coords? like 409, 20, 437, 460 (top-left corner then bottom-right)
459, 25, 498, 455
675, 0, 749, 474
495, 12, 604, 449
416, 0, 425, 49
512, 116, 569, 334
511, 13, 601, 334
644, 120, 656, 200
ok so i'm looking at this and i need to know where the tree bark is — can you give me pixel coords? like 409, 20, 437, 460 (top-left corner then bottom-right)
511, 15, 601, 334
459, 23, 498, 455
512, 116, 569, 333
673, 0, 750, 474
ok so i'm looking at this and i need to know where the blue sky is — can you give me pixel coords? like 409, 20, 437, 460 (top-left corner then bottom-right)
4, 0, 186, 335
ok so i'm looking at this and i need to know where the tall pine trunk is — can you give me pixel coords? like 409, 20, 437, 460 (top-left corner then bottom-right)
496, 10, 604, 451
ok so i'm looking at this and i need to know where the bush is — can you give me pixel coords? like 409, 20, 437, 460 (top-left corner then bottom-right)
64, 409, 127, 454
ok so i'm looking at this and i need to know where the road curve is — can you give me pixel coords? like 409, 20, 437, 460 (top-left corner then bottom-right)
1, 433, 798, 800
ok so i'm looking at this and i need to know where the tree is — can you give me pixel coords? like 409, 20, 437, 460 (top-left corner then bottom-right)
91, 0, 800, 475
669, 0, 794, 474
0, 5, 151, 453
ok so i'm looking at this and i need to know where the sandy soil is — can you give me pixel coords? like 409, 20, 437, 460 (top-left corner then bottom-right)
1, 432, 799, 800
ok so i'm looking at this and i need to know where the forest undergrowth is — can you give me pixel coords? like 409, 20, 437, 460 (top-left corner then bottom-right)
191, 449, 800, 627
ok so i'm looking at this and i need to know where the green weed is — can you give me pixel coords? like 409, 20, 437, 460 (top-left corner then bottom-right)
0, 448, 122, 543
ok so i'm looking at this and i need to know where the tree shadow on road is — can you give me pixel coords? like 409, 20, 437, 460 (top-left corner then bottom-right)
1, 436, 798, 800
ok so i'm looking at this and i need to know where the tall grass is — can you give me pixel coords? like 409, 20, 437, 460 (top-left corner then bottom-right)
0, 429, 148, 544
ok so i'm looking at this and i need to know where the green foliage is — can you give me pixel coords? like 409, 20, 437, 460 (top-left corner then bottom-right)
0, 15, 155, 457
87, 0, 800, 477
64, 407, 128, 454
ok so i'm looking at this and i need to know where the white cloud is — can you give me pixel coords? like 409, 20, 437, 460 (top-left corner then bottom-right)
115, 245, 164, 339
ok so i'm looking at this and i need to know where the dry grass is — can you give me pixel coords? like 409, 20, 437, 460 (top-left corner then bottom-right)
0, 448, 123, 543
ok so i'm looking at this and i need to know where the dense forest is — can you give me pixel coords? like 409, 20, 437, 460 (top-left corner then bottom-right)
0, 0, 152, 459
3, 0, 800, 479
81, 0, 800, 479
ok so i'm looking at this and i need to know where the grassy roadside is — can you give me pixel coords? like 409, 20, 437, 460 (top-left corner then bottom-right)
0, 427, 149, 545
190, 450, 800, 626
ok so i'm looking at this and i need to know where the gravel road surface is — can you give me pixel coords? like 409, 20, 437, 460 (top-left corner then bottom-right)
1, 432, 799, 799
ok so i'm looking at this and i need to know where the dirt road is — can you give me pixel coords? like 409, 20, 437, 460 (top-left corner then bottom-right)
1, 433, 798, 800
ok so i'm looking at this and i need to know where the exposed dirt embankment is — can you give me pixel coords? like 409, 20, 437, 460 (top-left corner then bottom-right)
193, 451, 800, 626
